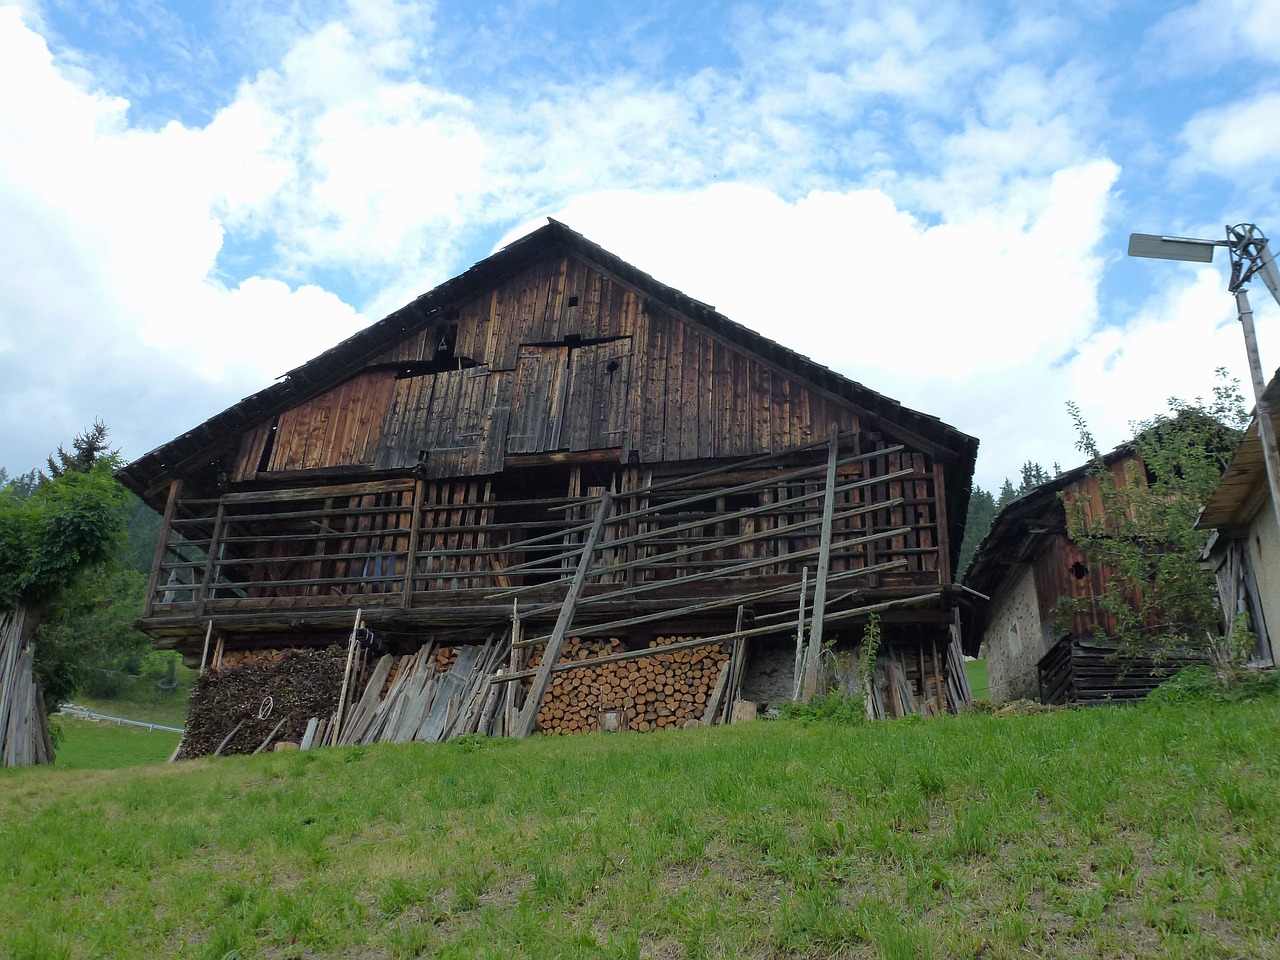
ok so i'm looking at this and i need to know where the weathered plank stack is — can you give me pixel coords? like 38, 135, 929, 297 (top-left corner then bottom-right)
333, 636, 509, 745
525, 635, 732, 735
1037, 637, 1205, 706
0, 604, 53, 767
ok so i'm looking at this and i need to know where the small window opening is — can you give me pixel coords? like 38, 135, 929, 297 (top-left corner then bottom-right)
1070, 561, 1088, 580
568, 296, 580, 307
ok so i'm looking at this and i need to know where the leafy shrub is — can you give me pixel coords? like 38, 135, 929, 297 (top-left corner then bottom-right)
1149, 664, 1280, 704
778, 691, 864, 725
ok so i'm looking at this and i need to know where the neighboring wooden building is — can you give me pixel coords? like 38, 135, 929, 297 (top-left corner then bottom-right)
962, 449, 1205, 704
118, 221, 978, 749
1197, 371, 1280, 669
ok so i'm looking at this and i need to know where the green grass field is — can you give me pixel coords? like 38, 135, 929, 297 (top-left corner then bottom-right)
51, 716, 181, 770
965, 657, 989, 700
4, 689, 1279, 959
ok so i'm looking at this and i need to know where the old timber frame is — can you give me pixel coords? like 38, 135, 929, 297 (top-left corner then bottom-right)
120, 220, 978, 746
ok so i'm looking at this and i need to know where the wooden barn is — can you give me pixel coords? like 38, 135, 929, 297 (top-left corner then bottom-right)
1197, 369, 1280, 670
962, 447, 1206, 705
117, 221, 978, 753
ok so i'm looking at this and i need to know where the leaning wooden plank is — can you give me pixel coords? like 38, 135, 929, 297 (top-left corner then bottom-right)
329, 609, 364, 745
213, 720, 245, 757
512, 494, 612, 738
420, 644, 483, 742
338, 654, 395, 746
801, 426, 840, 701
300, 717, 320, 750
701, 657, 732, 725
252, 717, 290, 755
390, 656, 440, 744
371, 654, 423, 743
448, 645, 494, 737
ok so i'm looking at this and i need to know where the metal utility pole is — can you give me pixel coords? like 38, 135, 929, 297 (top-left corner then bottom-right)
1128, 223, 1280, 533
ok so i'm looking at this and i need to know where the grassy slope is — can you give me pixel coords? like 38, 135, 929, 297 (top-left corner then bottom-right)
52, 717, 181, 770
70, 664, 198, 728
965, 658, 989, 700
3, 696, 1279, 960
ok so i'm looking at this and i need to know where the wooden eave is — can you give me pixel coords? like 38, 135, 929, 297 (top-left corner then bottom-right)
117, 220, 978, 539
1197, 370, 1280, 530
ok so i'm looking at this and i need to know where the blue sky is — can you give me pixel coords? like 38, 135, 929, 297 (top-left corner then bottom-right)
1, 0, 1278, 490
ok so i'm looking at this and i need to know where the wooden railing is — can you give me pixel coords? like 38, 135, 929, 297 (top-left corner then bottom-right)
145, 437, 944, 619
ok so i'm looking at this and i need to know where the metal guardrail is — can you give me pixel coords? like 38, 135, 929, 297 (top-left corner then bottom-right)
58, 706, 184, 734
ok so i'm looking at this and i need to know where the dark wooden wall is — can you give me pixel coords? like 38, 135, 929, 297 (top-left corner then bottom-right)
231, 251, 871, 482
1030, 460, 1149, 639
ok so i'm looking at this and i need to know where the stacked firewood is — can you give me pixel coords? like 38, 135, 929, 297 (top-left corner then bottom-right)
179, 645, 347, 758
213, 647, 303, 670
527, 635, 730, 735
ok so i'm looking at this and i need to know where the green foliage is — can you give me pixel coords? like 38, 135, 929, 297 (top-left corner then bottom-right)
1149, 664, 1280, 705
1059, 372, 1246, 661
2, 424, 156, 718
855, 612, 881, 700
778, 690, 864, 724
958, 486, 996, 574
33, 565, 149, 705
0, 462, 130, 611
44, 420, 119, 479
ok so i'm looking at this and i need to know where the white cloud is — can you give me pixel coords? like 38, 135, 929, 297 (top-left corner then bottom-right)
1149, 0, 1280, 71
1179, 91, 1280, 176
507, 158, 1117, 488
0, 7, 370, 470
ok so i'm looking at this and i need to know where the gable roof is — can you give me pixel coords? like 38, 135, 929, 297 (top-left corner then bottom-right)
1197, 369, 1280, 531
118, 220, 978, 540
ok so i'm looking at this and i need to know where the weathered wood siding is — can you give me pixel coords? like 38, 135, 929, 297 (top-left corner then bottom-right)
230, 252, 876, 481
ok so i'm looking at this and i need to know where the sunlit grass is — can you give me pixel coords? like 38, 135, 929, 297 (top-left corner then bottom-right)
51, 716, 181, 770
2, 691, 1278, 958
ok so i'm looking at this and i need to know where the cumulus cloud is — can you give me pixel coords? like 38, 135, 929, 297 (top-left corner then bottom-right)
1179, 91, 1280, 176
0, 8, 368, 471
3, 0, 1278, 500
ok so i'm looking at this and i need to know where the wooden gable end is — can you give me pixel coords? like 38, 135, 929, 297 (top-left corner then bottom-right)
229, 250, 935, 482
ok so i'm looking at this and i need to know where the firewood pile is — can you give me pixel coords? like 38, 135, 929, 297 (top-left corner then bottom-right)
178, 645, 347, 759
526, 635, 732, 735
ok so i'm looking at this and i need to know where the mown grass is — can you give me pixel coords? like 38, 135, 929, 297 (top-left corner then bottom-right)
3, 692, 1278, 959
965, 657, 989, 700
52, 716, 181, 771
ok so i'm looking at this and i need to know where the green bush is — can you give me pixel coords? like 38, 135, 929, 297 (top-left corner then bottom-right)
778, 691, 864, 725
1149, 664, 1280, 704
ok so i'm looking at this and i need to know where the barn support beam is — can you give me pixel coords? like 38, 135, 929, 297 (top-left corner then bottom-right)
801, 425, 840, 700
512, 494, 612, 738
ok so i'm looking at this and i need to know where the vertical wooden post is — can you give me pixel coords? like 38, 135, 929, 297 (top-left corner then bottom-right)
198, 620, 214, 675
506, 600, 521, 736
402, 478, 425, 607
330, 608, 363, 745
792, 567, 808, 701
143, 479, 183, 618
932, 461, 951, 584
801, 425, 840, 700
196, 500, 226, 616
722, 604, 748, 723
513, 494, 612, 738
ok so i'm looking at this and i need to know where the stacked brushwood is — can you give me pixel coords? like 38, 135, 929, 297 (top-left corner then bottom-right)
178, 646, 347, 759
527, 635, 731, 735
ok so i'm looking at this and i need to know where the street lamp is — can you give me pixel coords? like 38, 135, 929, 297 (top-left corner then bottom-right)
1128, 223, 1280, 531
